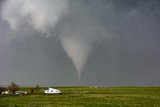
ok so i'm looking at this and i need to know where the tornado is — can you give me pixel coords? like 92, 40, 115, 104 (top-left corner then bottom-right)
2, 0, 93, 80
60, 36, 92, 80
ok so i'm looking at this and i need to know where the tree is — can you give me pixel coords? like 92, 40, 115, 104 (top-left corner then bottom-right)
0, 87, 6, 94
8, 82, 19, 94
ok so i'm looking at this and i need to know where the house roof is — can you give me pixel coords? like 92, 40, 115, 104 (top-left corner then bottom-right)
48, 87, 59, 90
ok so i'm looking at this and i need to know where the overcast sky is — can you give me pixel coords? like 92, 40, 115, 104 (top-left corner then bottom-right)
0, 0, 160, 86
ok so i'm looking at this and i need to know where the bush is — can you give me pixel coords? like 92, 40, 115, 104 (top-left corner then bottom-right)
35, 85, 40, 92
30, 85, 40, 93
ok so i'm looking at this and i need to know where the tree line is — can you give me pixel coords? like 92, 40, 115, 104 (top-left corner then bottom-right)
0, 82, 40, 94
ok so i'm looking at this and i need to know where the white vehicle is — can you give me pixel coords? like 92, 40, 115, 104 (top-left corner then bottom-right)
44, 88, 62, 94
15, 91, 27, 95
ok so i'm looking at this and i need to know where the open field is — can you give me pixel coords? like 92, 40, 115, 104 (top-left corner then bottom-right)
0, 87, 160, 107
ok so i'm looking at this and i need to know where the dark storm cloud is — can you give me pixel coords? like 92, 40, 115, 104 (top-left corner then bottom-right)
0, 0, 5, 5
0, 0, 160, 86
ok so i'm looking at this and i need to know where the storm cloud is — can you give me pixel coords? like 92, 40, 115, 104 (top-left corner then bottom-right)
0, 0, 160, 86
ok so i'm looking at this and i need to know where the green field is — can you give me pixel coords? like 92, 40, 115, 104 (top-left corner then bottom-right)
0, 87, 160, 107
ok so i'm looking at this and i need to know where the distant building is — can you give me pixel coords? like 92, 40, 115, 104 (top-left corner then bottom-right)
15, 91, 27, 95
2, 90, 11, 94
2, 90, 27, 95
44, 88, 62, 94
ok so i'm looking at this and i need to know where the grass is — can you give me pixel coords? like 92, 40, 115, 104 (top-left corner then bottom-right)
0, 87, 160, 107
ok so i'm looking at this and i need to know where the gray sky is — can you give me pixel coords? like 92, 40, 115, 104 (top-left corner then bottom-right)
0, 0, 160, 86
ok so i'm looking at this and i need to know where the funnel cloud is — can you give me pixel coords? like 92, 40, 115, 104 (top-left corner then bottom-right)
2, 0, 108, 80
60, 35, 92, 80
0, 0, 160, 86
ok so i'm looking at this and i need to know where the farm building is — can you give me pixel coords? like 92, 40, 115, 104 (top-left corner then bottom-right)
44, 88, 62, 94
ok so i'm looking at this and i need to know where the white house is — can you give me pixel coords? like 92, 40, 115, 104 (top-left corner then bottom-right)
44, 88, 62, 94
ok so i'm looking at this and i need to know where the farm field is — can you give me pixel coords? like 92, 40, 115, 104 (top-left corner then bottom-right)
0, 87, 160, 107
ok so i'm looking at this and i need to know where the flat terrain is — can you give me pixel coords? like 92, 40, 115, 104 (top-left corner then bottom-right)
0, 87, 160, 107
